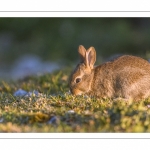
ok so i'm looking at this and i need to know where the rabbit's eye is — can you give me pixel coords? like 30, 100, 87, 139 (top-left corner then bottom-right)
75, 78, 81, 83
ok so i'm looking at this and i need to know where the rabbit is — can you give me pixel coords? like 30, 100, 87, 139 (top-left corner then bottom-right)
69, 45, 150, 100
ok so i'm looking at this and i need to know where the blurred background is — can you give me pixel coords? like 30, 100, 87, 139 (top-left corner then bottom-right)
0, 18, 150, 80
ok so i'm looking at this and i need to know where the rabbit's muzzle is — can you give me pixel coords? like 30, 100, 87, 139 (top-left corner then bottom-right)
70, 87, 83, 95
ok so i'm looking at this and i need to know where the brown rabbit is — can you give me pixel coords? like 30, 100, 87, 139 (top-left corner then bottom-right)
69, 45, 150, 100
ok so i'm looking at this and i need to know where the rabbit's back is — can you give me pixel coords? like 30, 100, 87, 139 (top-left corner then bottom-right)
91, 55, 150, 100
112, 55, 150, 72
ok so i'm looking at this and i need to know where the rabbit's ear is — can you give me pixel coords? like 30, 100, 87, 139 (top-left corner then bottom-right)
86, 47, 96, 69
78, 45, 86, 63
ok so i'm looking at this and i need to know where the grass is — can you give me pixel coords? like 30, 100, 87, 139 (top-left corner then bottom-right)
0, 69, 150, 132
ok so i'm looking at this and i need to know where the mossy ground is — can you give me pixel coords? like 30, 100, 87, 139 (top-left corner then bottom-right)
0, 69, 150, 132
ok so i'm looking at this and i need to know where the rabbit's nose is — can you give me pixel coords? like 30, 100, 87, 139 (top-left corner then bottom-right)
70, 88, 83, 96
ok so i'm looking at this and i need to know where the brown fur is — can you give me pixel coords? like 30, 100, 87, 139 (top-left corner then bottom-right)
69, 45, 150, 100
